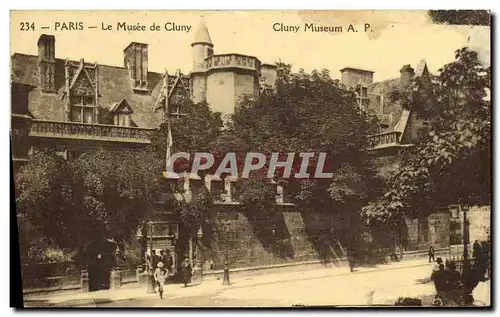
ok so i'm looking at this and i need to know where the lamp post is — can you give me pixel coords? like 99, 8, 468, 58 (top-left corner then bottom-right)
461, 205, 473, 305
146, 221, 156, 293
191, 225, 204, 284
462, 205, 470, 273
222, 220, 231, 286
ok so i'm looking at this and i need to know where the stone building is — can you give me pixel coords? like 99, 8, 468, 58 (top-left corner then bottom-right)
12, 19, 452, 281
341, 61, 451, 252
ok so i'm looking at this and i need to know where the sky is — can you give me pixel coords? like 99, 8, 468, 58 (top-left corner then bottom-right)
10, 10, 490, 82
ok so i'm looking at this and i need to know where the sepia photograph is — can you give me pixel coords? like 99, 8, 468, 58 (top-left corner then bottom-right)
9, 10, 491, 308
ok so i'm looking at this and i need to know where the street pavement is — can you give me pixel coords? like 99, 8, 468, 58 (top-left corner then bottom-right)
23, 258, 491, 307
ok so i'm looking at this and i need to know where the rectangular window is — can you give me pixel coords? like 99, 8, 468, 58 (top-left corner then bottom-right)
211, 181, 224, 200
84, 96, 94, 106
418, 219, 429, 243
361, 87, 368, 97
218, 229, 239, 242
83, 108, 93, 123
70, 95, 94, 123
116, 114, 131, 127
71, 106, 82, 122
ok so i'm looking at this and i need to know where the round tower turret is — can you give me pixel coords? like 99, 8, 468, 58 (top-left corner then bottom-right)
191, 18, 214, 73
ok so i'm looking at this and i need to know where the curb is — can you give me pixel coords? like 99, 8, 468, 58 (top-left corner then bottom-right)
208, 262, 431, 292
23, 248, 450, 297
29, 261, 433, 307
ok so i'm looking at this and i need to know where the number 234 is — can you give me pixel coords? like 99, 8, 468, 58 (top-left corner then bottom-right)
20, 22, 35, 31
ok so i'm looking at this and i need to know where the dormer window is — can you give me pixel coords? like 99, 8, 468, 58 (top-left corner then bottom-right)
110, 99, 134, 127
70, 95, 94, 123
115, 113, 131, 127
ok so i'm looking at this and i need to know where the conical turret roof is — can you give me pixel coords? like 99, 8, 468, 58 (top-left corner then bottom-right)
192, 17, 213, 46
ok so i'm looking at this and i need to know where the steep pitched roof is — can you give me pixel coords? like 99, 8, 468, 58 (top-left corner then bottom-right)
192, 18, 213, 46
367, 60, 432, 141
414, 59, 429, 77
11, 53, 166, 129
109, 99, 133, 114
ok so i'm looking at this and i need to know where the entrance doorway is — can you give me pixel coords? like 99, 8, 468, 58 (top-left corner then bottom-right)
84, 238, 117, 292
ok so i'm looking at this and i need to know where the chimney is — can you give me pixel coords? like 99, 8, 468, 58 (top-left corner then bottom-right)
124, 42, 148, 91
400, 64, 415, 87
339, 67, 374, 89
37, 34, 56, 93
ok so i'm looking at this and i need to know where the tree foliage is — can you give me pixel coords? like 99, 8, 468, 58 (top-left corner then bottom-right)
15, 150, 82, 249
150, 100, 224, 159
428, 10, 491, 26
71, 150, 164, 241
226, 64, 383, 207
212, 63, 385, 252
15, 149, 165, 255
363, 48, 491, 223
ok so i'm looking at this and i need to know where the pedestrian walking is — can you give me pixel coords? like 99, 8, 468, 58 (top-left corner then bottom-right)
180, 255, 192, 287
347, 252, 355, 272
428, 246, 435, 263
154, 262, 167, 299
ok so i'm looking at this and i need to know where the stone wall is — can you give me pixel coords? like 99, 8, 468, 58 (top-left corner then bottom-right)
405, 213, 449, 251
199, 206, 450, 271
468, 206, 490, 242
206, 71, 236, 116
200, 208, 321, 271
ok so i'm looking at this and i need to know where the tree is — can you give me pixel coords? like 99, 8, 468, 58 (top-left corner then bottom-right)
15, 148, 165, 260
149, 100, 224, 233
362, 48, 491, 223
150, 100, 224, 160
15, 150, 82, 251
71, 149, 164, 244
215, 64, 384, 259
428, 10, 491, 26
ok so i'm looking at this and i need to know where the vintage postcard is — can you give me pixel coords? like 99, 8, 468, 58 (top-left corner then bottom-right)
10, 10, 491, 308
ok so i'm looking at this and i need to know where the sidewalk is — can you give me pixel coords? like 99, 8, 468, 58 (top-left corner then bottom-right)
24, 258, 433, 307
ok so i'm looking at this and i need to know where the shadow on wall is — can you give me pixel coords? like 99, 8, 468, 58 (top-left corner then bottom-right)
242, 206, 295, 260
299, 208, 404, 267
368, 221, 408, 263
299, 210, 343, 264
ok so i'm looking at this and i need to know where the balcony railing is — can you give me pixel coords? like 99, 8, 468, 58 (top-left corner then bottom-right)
29, 120, 155, 144
204, 54, 261, 73
368, 131, 402, 150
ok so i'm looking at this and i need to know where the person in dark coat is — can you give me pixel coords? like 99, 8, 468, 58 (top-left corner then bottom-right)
347, 250, 355, 272
180, 254, 192, 287
479, 241, 489, 281
472, 241, 482, 264
428, 246, 435, 263
151, 250, 158, 269
159, 250, 167, 268
165, 251, 174, 274
431, 264, 448, 295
